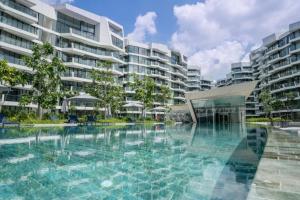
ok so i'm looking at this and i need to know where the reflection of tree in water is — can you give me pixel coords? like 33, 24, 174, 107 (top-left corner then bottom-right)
0, 125, 267, 199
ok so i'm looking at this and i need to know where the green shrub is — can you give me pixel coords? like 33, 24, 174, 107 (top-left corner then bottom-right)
247, 117, 285, 122
97, 118, 127, 123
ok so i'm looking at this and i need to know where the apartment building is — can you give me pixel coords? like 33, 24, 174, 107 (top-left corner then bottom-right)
187, 67, 213, 92
215, 21, 300, 119
215, 62, 258, 117
122, 39, 187, 108
251, 21, 300, 119
0, 0, 188, 114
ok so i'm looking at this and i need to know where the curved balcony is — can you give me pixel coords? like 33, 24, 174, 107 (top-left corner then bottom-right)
0, 16, 38, 40
170, 69, 187, 78
271, 81, 300, 94
171, 78, 186, 86
61, 72, 92, 83
0, 36, 33, 56
61, 47, 124, 64
60, 28, 100, 47
63, 58, 123, 76
0, 0, 38, 24
147, 72, 169, 80
269, 71, 300, 84
171, 87, 186, 92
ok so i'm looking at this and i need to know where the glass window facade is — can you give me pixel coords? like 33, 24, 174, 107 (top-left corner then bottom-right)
0, 11, 37, 34
191, 96, 246, 123
109, 23, 123, 37
0, 49, 25, 65
0, 30, 34, 49
0, 0, 37, 18
111, 35, 123, 49
56, 12, 96, 40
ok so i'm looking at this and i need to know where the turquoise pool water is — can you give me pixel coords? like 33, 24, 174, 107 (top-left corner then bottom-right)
0, 124, 267, 200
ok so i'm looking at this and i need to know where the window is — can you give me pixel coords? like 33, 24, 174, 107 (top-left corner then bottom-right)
111, 35, 123, 49
0, 49, 25, 65
109, 23, 123, 37
0, 30, 34, 49
0, 11, 37, 34
56, 12, 95, 40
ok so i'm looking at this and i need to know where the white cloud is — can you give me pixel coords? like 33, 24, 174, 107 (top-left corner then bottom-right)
41, 0, 74, 5
189, 41, 245, 79
171, 0, 300, 80
127, 12, 157, 42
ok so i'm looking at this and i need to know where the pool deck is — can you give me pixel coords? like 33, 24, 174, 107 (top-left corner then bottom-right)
247, 127, 300, 200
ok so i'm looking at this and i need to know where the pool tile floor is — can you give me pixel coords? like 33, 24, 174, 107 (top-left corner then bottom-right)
247, 128, 300, 200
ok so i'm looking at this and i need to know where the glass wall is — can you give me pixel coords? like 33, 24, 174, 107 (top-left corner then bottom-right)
191, 96, 246, 123
55, 12, 95, 40
0, 11, 37, 34
0, 30, 34, 49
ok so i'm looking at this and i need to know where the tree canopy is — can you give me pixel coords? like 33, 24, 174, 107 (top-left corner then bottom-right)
21, 43, 66, 119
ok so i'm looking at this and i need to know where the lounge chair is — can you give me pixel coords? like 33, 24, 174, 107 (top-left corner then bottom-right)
0, 114, 20, 127
86, 115, 96, 125
67, 115, 79, 124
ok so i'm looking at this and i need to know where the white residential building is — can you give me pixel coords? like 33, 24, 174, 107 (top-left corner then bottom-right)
187, 67, 212, 92
122, 39, 187, 108
0, 0, 188, 114
250, 21, 300, 119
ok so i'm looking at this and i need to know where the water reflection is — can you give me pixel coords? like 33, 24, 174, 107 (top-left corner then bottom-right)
0, 124, 267, 200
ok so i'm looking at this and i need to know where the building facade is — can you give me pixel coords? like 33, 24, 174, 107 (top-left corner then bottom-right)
250, 21, 300, 119
122, 39, 187, 109
187, 67, 213, 92
216, 21, 300, 120
0, 0, 188, 114
215, 62, 258, 117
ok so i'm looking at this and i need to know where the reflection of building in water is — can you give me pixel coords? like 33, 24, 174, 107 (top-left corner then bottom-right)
210, 127, 267, 200
0, 125, 267, 200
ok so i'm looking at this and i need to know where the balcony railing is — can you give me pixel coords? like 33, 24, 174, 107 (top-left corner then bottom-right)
62, 71, 91, 80
0, 15, 37, 34
62, 28, 96, 41
0, 32, 33, 50
0, 0, 37, 18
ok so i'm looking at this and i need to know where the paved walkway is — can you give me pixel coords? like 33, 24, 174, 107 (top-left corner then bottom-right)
247, 127, 300, 200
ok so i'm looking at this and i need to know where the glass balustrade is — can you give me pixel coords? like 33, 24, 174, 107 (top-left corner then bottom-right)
0, 12, 37, 34
0, 0, 37, 18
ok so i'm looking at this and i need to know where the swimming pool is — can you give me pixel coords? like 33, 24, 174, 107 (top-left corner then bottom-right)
0, 124, 267, 200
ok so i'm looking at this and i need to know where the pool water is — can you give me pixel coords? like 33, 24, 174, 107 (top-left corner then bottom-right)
0, 124, 267, 200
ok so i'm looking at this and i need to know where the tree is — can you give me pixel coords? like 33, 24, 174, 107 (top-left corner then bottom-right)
259, 89, 275, 125
157, 85, 172, 106
0, 60, 27, 112
271, 99, 284, 111
22, 43, 65, 119
285, 92, 297, 120
130, 74, 156, 118
86, 61, 124, 118
0, 60, 27, 87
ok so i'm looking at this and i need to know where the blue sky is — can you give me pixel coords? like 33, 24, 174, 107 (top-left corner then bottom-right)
70, 0, 199, 43
46, 0, 300, 80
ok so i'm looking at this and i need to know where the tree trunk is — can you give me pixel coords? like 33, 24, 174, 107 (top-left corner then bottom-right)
37, 103, 43, 120
104, 106, 107, 120
269, 113, 273, 126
